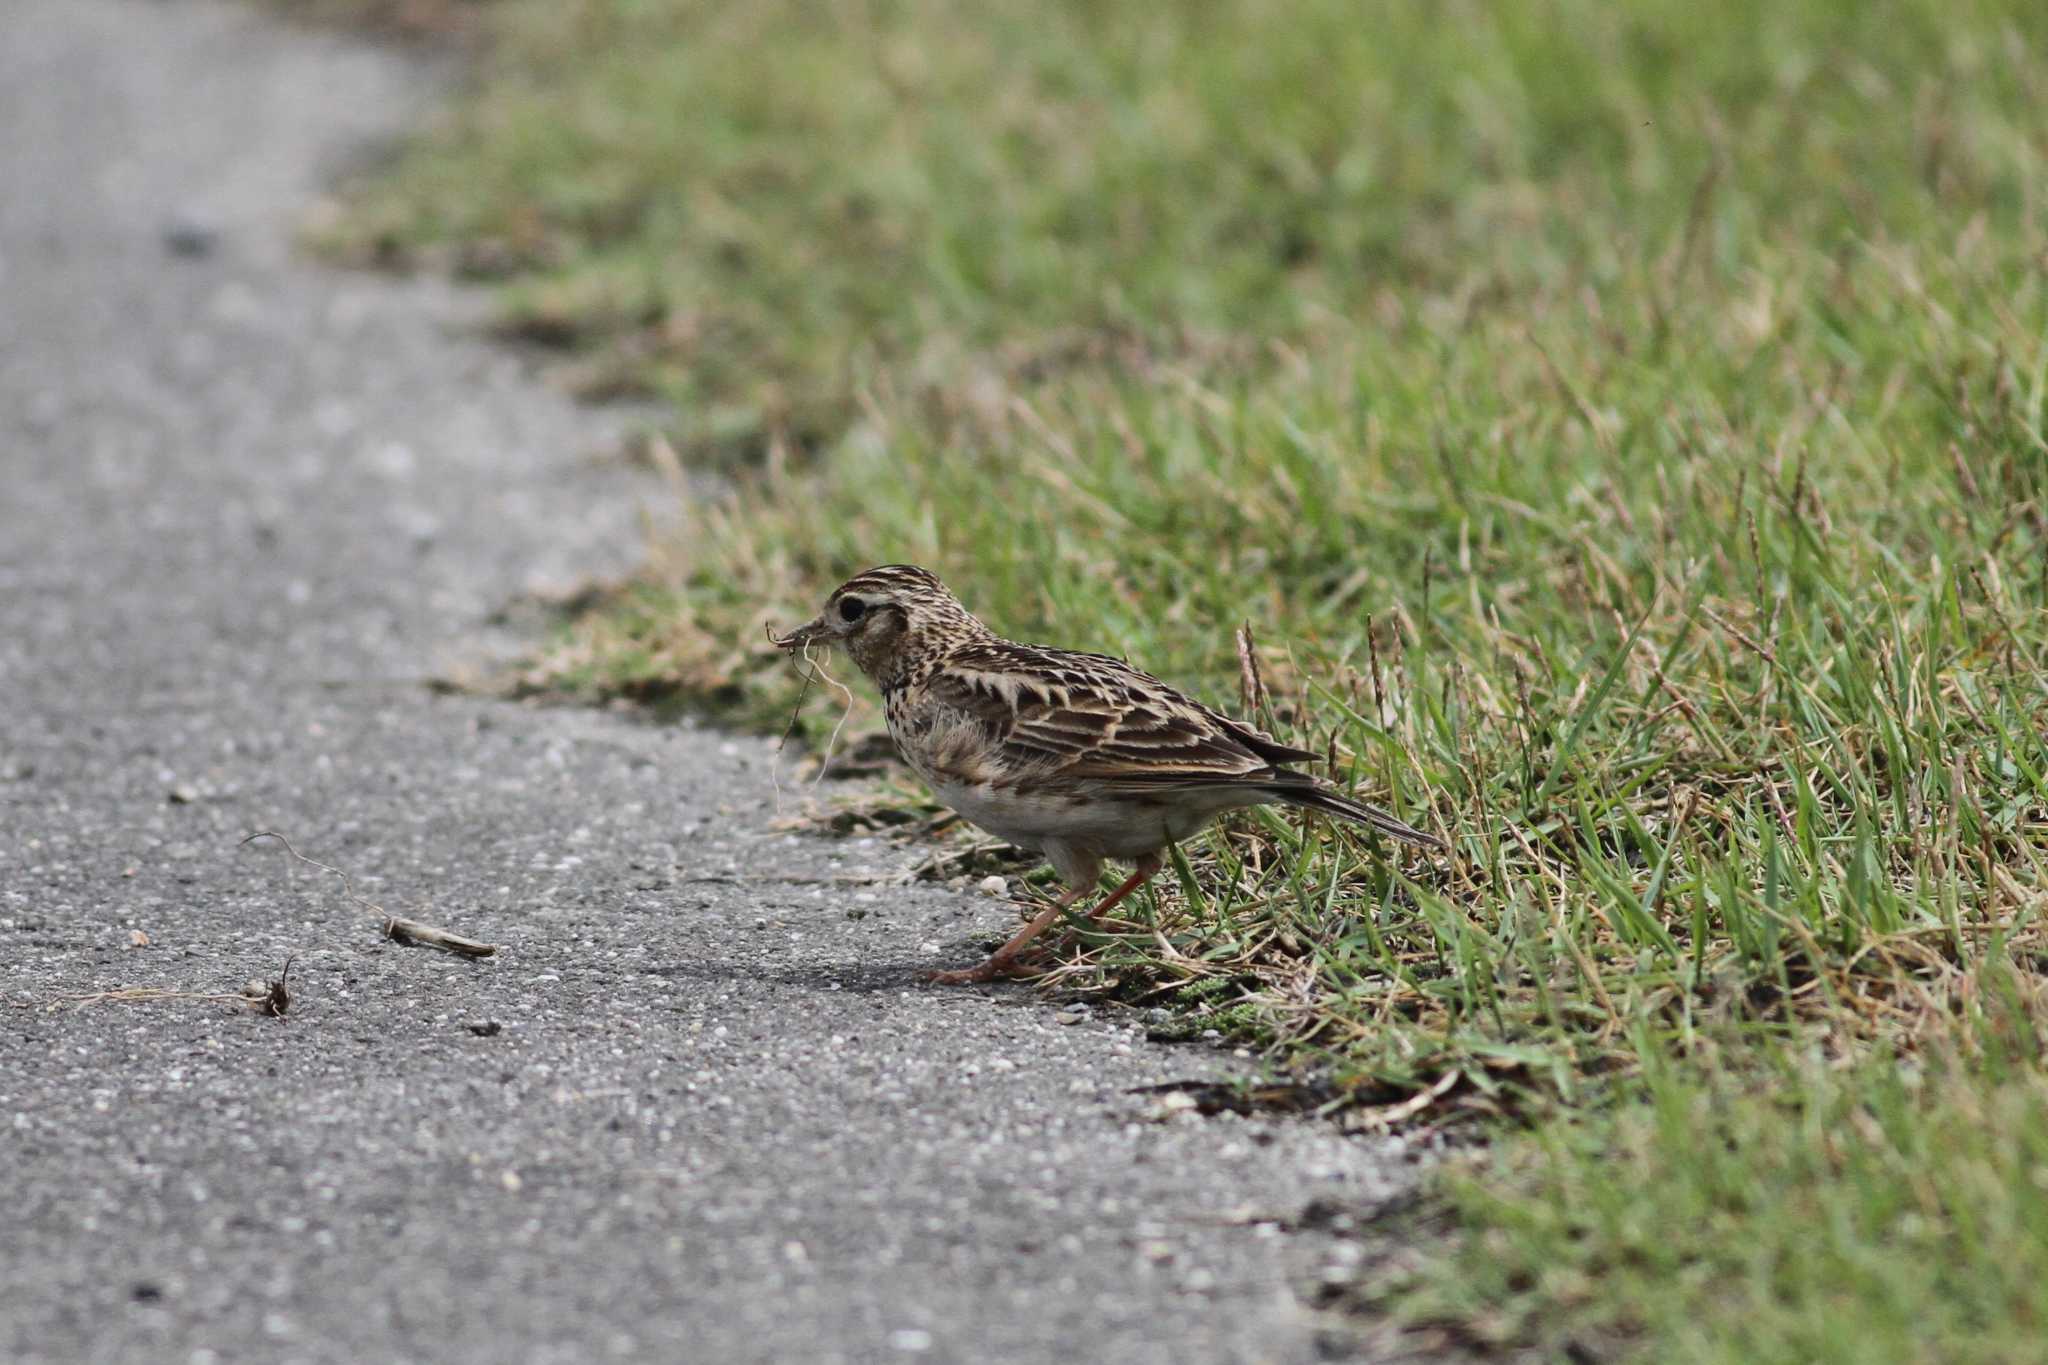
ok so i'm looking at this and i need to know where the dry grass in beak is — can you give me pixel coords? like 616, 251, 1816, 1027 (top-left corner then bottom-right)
771, 636, 857, 814
766, 618, 822, 654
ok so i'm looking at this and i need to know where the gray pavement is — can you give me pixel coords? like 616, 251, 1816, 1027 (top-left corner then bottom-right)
0, 3, 1418, 1361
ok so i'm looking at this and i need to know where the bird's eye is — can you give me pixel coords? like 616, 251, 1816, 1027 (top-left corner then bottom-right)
838, 597, 867, 623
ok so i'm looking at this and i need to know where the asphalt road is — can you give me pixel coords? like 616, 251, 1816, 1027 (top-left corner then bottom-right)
0, 3, 1419, 1361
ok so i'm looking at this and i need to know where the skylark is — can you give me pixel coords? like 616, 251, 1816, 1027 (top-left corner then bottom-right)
774, 565, 1444, 984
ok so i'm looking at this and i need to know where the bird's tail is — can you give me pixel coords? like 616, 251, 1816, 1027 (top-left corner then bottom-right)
1265, 778, 1446, 852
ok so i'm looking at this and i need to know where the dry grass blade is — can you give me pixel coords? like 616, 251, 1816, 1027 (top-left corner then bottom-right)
799, 640, 857, 787
768, 624, 859, 808
239, 830, 498, 958
1346, 1069, 1462, 1131
1236, 620, 1270, 719
769, 628, 819, 813
50, 955, 294, 1018
52, 987, 250, 1012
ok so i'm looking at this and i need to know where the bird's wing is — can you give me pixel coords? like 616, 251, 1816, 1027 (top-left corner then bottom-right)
925, 641, 1316, 787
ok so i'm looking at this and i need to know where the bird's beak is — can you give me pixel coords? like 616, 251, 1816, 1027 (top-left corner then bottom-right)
769, 615, 827, 653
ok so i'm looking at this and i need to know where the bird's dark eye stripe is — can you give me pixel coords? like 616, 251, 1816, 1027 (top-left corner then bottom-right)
838, 597, 866, 622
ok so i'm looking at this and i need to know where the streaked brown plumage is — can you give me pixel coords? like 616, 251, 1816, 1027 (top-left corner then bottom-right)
774, 565, 1444, 983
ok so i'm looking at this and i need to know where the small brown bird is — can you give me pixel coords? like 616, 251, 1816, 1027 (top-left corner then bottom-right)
774, 566, 1443, 983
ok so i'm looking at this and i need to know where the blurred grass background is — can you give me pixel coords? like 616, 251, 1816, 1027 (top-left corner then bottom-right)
323, 0, 2048, 1357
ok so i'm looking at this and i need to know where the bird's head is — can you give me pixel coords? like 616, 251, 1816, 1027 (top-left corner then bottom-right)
771, 565, 987, 687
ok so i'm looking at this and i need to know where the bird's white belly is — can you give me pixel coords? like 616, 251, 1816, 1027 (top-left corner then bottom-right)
928, 777, 1252, 859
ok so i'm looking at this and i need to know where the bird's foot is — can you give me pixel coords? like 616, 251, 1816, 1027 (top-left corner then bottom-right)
922, 950, 1046, 985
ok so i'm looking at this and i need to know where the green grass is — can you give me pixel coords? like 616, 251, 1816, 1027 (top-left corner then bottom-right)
331, 0, 2048, 1357
1384, 993, 2048, 1361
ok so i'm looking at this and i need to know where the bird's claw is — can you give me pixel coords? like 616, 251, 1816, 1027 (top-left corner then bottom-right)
922, 952, 1046, 985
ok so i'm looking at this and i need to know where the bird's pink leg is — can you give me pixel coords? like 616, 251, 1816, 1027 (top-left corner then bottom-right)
1080, 852, 1163, 922
925, 853, 1164, 986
